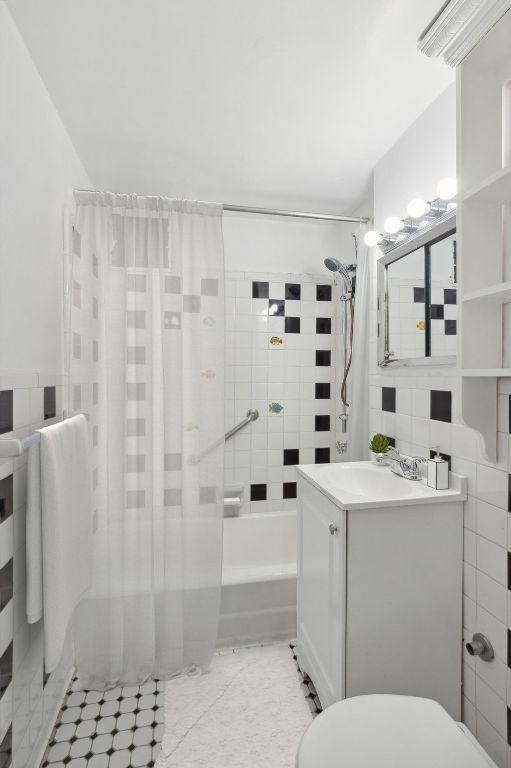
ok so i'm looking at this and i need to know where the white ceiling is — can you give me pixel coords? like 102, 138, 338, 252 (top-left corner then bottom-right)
7, 0, 454, 213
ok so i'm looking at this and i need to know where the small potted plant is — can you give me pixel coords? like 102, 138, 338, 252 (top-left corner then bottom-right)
369, 433, 389, 465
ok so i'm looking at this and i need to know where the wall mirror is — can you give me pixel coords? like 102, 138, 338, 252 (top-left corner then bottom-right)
377, 214, 456, 367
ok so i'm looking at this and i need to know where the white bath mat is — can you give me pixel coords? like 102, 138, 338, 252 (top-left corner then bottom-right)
156, 643, 313, 768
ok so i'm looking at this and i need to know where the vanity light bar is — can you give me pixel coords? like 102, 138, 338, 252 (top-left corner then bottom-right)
364, 177, 457, 250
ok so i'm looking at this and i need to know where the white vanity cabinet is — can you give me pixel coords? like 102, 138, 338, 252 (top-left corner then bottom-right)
296, 462, 466, 720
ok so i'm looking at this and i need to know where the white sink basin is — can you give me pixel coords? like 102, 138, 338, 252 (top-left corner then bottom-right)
296, 460, 466, 509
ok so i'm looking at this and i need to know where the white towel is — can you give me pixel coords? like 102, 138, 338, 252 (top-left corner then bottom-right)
26, 414, 92, 672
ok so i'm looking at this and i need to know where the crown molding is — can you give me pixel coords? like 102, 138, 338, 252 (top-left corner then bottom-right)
418, 0, 511, 66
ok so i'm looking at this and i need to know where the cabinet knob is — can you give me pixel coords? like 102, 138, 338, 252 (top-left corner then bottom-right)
329, 523, 338, 535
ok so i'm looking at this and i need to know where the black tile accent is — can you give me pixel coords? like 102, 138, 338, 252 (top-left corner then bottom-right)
430, 304, 445, 320
283, 482, 297, 499
44, 386, 57, 420
509, 396, 511, 434
285, 317, 301, 334
0, 643, 12, 698
444, 289, 457, 304
430, 390, 452, 423
413, 287, 425, 303
0, 392, 12, 436
387, 436, 396, 448
0, 560, 13, 612
508, 552, 511, 591
429, 450, 452, 471
0, 724, 11, 768
381, 386, 396, 413
315, 415, 330, 432
444, 320, 457, 335
316, 285, 332, 301
250, 484, 267, 502
508, 707, 511, 747
252, 281, 268, 299
43, 671, 50, 688
0, 476, 13, 524
283, 449, 299, 466
315, 448, 330, 464
285, 283, 301, 300
269, 299, 285, 316
315, 383, 331, 399
315, 350, 331, 366
316, 318, 331, 334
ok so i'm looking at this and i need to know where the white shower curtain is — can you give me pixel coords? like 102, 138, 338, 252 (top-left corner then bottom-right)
70, 192, 224, 689
346, 239, 370, 460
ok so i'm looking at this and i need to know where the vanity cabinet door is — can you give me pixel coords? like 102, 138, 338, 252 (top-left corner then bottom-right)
296, 477, 345, 707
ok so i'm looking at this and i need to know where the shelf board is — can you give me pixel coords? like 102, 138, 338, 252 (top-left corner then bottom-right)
462, 165, 511, 203
462, 368, 511, 377
462, 281, 511, 304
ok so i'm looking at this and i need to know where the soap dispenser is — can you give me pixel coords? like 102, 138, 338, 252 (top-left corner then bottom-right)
427, 447, 449, 490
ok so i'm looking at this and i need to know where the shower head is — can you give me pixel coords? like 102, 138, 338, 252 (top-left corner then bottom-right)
324, 257, 342, 272
323, 257, 355, 300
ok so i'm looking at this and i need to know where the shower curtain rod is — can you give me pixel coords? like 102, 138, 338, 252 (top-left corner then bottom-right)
74, 189, 369, 224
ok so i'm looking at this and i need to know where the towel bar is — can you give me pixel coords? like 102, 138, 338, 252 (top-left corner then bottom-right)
0, 412, 89, 458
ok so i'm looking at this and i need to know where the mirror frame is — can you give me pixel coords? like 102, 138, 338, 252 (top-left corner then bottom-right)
377, 211, 456, 368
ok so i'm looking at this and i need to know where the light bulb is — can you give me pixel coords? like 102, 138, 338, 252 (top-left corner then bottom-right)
407, 198, 430, 219
383, 216, 403, 234
436, 177, 457, 200
363, 230, 382, 247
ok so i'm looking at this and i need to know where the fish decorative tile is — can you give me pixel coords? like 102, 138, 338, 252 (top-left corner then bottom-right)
203, 316, 217, 327
201, 369, 217, 379
268, 402, 284, 415
416, 320, 425, 331
269, 335, 283, 346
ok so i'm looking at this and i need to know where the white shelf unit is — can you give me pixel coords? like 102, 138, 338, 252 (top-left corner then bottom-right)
458, 9, 511, 462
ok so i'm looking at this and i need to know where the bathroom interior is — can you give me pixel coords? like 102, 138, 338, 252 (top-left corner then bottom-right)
1, 0, 511, 766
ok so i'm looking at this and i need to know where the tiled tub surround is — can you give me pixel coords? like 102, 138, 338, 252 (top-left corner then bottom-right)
225, 270, 343, 514
369, 366, 511, 767
0, 377, 67, 768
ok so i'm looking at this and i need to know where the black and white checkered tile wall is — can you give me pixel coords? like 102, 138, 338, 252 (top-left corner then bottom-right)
225, 271, 339, 512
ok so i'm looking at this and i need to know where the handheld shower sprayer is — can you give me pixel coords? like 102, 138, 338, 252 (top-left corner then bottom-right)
323, 257, 356, 301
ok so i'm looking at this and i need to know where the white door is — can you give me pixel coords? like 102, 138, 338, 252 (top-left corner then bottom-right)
296, 478, 345, 707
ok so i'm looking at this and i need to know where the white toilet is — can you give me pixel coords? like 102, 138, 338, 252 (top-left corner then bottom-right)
296, 695, 497, 768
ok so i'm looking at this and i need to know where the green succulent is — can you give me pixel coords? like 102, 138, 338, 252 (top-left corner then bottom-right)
369, 433, 389, 454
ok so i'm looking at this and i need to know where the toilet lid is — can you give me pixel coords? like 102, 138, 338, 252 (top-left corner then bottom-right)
296, 695, 494, 768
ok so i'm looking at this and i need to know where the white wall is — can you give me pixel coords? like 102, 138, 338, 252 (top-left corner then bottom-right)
0, 1, 92, 375
369, 82, 511, 768
0, 4, 93, 767
223, 211, 361, 274
373, 83, 456, 231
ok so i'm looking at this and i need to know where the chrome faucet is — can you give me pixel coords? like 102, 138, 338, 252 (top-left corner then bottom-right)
387, 447, 427, 481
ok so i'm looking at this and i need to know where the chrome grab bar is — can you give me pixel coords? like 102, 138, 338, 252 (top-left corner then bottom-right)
189, 409, 259, 465
225, 409, 259, 442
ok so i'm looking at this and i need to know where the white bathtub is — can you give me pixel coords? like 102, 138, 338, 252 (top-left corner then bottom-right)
218, 511, 297, 647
